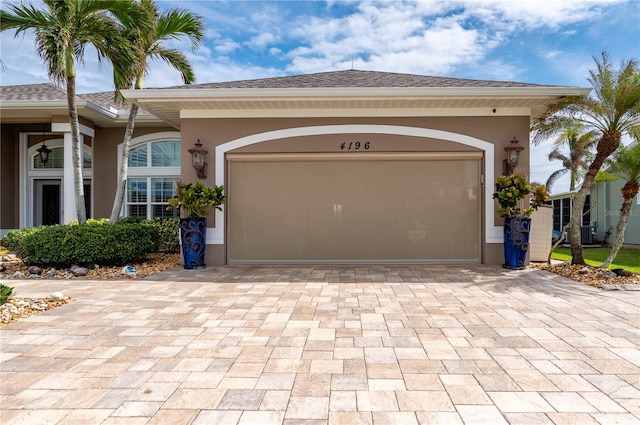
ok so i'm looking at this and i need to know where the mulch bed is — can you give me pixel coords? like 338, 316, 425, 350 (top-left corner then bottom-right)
1, 252, 180, 325
531, 262, 639, 288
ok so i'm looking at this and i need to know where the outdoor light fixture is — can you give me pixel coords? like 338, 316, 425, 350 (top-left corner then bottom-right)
503, 137, 524, 175
189, 139, 208, 179
37, 141, 52, 166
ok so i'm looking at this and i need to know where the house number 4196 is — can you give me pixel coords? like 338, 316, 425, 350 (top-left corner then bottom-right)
339, 142, 370, 150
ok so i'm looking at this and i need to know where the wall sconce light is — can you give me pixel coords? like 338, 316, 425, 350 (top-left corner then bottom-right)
503, 137, 524, 175
37, 142, 52, 166
188, 139, 208, 179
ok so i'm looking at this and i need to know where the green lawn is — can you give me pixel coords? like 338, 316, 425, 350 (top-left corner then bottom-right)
551, 246, 640, 274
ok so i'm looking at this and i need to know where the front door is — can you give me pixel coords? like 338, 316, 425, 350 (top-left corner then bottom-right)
34, 179, 61, 226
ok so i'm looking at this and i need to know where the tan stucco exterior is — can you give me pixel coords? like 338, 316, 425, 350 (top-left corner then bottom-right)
1, 71, 590, 267
176, 115, 530, 266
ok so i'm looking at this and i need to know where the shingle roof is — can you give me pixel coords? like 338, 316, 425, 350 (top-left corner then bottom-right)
1, 70, 564, 105
78, 91, 123, 110
0, 83, 133, 111
0, 83, 67, 101
165, 69, 559, 90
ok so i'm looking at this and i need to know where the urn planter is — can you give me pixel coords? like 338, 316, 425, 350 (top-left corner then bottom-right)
180, 217, 207, 269
503, 216, 531, 270
167, 182, 226, 270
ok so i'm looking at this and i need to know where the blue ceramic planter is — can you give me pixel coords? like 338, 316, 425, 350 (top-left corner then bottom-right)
503, 216, 531, 270
180, 218, 206, 269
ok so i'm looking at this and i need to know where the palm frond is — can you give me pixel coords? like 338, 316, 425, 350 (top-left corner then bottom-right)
156, 8, 204, 49
151, 48, 195, 84
545, 169, 568, 192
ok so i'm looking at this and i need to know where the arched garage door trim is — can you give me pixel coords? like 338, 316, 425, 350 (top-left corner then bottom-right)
210, 124, 501, 245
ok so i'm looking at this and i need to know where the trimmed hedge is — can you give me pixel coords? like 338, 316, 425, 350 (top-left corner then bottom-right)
142, 218, 179, 253
12, 221, 160, 267
1, 226, 41, 252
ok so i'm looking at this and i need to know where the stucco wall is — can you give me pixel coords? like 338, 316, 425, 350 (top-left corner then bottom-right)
180, 115, 531, 265
0, 124, 19, 233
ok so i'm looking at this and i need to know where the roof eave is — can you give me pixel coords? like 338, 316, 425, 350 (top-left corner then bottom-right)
122, 86, 592, 102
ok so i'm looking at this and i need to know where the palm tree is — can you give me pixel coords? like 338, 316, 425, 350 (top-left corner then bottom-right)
532, 52, 640, 265
545, 124, 598, 192
1, 0, 146, 224
109, 0, 203, 223
596, 143, 640, 268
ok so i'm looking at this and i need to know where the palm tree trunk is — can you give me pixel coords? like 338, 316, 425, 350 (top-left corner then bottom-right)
569, 169, 576, 191
66, 75, 87, 224
109, 103, 139, 223
601, 182, 639, 268
569, 134, 620, 264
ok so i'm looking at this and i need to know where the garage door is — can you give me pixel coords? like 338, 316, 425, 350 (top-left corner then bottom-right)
227, 153, 481, 264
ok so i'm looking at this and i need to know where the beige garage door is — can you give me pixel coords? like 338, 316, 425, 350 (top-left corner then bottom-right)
227, 153, 481, 264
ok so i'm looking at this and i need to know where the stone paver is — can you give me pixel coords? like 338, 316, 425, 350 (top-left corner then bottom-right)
0, 265, 639, 425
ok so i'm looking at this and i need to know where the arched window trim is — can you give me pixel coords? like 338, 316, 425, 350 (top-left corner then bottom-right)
28, 139, 93, 173
117, 132, 181, 219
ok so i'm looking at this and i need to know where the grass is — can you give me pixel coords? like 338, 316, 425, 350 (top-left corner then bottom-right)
551, 246, 640, 274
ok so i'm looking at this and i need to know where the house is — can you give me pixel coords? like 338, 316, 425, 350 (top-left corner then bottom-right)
548, 191, 596, 244
590, 160, 640, 246
548, 180, 640, 247
1, 70, 590, 265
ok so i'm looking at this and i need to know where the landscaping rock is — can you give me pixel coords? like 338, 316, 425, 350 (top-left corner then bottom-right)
612, 268, 633, 277
578, 267, 590, 274
49, 292, 64, 300
596, 270, 617, 280
72, 267, 88, 277
28, 266, 42, 275
46, 268, 57, 278
0, 263, 6, 272
12, 271, 24, 278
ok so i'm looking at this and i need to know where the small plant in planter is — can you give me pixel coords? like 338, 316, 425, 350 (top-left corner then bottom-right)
167, 182, 225, 269
493, 174, 548, 269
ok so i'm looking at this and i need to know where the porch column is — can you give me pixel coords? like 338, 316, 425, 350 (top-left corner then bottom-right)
62, 132, 82, 224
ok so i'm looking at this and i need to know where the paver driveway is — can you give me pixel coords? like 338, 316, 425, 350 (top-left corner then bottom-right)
1, 265, 639, 425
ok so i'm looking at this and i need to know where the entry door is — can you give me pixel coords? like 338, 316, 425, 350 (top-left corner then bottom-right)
34, 179, 61, 226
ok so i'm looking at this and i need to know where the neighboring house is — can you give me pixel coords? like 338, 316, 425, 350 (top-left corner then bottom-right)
548, 184, 640, 247
1, 69, 590, 265
548, 191, 596, 244
590, 171, 640, 247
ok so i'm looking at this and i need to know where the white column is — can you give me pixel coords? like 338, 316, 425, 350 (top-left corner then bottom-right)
63, 132, 82, 224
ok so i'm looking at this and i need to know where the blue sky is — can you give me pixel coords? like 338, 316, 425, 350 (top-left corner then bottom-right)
1, 0, 639, 193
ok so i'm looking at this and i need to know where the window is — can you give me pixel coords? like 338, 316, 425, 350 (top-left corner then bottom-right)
126, 177, 178, 219
33, 147, 92, 169
125, 138, 180, 219
128, 140, 180, 167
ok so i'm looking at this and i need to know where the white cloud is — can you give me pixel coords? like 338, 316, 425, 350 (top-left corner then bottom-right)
245, 32, 281, 50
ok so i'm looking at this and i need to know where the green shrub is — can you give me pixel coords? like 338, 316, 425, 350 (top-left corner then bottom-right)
142, 218, 179, 253
15, 222, 159, 267
0, 283, 14, 306
1, 227, 45, 252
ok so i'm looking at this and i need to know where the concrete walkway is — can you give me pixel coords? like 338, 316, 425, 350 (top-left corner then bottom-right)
1, 265, 639, 425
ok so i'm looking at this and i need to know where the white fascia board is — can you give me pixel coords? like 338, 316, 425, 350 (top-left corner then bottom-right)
0, 99, 124, 122
122, 86, 592, 101
0, 100, 72, 109
181, 107, 532, 119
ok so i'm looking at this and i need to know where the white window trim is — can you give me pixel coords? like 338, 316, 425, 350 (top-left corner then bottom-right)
117, 131, 181, 219
23, 137, 93, 227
